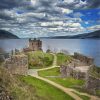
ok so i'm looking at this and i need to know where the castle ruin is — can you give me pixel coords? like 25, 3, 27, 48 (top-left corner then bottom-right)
60, 53, 100, 94
23, 38, 42, 52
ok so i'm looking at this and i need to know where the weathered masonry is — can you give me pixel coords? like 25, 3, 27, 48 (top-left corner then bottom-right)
60, 65, 90, 79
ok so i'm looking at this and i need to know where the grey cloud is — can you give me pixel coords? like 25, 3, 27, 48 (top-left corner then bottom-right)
87, 0, 100, 8
57, 0, 100, 10
0, 0, 99, 38
0, 0, 29, 9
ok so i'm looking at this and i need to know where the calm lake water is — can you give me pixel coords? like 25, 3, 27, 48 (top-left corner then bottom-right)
0, 39, 100, 66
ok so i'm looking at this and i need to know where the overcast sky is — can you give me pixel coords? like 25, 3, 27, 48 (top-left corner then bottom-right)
0, 0, 100, 38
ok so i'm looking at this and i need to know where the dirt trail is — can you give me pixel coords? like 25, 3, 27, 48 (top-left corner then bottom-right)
28, 54, 99, 100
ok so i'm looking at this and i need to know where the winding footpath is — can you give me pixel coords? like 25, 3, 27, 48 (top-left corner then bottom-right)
28, 54, 99, 100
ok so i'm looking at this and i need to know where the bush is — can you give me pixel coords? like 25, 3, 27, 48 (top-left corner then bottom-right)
28, 51, 54, 69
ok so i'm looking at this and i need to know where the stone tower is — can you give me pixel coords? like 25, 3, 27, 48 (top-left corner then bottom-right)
29, 38, 42, 51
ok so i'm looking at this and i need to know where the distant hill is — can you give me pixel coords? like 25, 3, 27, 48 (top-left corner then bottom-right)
0, 30, 19, 39
71, 30, 100, 39
41, 30, 100, 39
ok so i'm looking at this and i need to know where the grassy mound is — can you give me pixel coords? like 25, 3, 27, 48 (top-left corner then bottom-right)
56, 53, 72, 66
28, 51, 54, 69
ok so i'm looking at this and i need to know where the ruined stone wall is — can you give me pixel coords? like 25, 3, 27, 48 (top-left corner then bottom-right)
85, 75, 100, 94
60, 65, 86, 79
74, 53, 94, 65
4, 54, 28, 75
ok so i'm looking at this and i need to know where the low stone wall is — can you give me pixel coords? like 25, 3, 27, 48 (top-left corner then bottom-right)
4, 54, 28, 75
74, 53, 94, 65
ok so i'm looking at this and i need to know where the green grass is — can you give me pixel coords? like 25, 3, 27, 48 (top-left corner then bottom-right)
38, 67, 85, 88
56, 53, 72, 66
96, 90, 100, 97
19, 75, 74, 100
38, 67, 60, 76
46, 78, 85, 88
72, 92, 90, 100
28, 51, 54, 69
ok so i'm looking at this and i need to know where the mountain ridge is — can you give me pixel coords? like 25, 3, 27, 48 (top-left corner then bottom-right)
0, 30, 19, 39
40, 30, 100, 39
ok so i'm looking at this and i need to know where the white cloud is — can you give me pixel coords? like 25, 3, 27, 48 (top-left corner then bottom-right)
0, 0, 99, 38
61, 8, 73, 14
87, 25, 100, 31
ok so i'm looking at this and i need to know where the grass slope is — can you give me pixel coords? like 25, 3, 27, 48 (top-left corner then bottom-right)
38, 67, 85, 88
0, 66, 45, 100
56, 53, 72, 66
38, 68, 90, 100
20, 76, 74, 100
0, 66, 74, 100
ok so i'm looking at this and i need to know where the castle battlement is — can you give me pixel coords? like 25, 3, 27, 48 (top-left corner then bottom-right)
23, 38, 42, 52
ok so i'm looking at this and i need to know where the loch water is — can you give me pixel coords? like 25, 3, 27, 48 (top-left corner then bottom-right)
0, 39, 100, 66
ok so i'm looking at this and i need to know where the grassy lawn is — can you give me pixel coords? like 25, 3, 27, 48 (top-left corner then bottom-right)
19, 76, 74, 100
72, 92, 90, 100
56, 53, 72, 66
28, 51, 54, 69
38, 67, 85, 88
